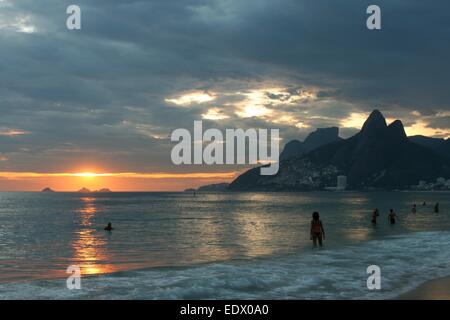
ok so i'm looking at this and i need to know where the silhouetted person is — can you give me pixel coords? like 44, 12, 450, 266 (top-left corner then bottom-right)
104, 222, 113, 231
388, 209, 398, 224
422, 202, 426, 206
310, 211, 325, 247
411, 204, 417, 214
372, 208, 380, 224
434, 203, 439, 213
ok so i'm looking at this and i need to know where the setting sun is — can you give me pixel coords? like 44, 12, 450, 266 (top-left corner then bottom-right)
74, 172, 106, 178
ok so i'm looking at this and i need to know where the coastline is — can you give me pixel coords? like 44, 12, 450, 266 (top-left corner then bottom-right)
396, 276, 450, 300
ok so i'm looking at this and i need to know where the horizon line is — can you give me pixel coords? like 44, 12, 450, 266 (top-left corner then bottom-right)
0, 171, 240, 179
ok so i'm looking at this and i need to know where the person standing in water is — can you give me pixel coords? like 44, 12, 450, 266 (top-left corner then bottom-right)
411, 204, 417, 214
434, 203, 439, 213
310, 211, 325, 247
371, 209, 380, 224
388, 209, 398, 224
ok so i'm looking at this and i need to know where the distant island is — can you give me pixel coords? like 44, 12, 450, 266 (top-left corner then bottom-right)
41, 187, 55, 192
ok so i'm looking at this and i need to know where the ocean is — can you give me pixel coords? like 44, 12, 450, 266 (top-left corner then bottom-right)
0, 191, 449, 299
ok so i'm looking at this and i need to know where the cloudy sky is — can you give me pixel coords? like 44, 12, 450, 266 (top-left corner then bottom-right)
0, 0, 449, 190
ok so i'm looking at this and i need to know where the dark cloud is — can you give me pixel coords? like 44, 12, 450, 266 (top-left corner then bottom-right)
0, 0, 449, 173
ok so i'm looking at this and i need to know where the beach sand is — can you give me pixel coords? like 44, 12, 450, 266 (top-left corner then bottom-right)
396, 276, 450, 300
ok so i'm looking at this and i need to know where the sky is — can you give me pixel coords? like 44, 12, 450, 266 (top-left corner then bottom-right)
0, 0, 449, 191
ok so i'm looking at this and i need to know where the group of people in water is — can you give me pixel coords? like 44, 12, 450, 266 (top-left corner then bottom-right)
370, 208, 399, 224
103, 201, 441, 249
310, 202, 441, 248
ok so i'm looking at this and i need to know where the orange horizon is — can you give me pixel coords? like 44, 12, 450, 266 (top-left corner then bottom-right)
0, 170, 241, 192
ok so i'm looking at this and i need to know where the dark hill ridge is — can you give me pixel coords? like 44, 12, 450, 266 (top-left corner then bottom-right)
229, 110, 450, 191
410, 135, 450, 159
280, 127, 341, 160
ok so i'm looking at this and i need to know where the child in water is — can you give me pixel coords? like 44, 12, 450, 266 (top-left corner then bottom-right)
411, 204, 417, 214
310, 211, 325, 247
388, 209, 398, 224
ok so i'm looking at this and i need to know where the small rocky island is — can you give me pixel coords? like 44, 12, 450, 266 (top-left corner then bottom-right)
41, 187, 55, 192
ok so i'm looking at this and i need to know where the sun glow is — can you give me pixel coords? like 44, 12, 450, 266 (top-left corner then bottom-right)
73, 172, 108, 178
0, 171, 239, 179
0, 170, 241, 191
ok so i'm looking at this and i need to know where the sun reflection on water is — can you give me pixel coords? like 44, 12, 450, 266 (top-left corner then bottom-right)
71, 196, 116, 275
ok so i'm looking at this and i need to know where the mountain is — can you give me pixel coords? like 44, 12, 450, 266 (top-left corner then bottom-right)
229, 110, 450, 190
41, 187, 55, 192
409, 135, 450, 159
280, 127, 341, 160
228, 157, 339, 191
77, 188, 91, 193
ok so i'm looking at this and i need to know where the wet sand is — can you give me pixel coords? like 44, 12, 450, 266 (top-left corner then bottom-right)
396, 276, 450, 300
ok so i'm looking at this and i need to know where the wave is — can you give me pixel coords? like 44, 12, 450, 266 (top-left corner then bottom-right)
2, 231, 450, 299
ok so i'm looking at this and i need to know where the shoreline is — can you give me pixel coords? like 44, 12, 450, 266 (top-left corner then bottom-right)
396, 275, 450, 300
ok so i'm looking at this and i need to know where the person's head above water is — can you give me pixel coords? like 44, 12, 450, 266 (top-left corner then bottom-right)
312, 211, 320, 221
107, 222, 112, 227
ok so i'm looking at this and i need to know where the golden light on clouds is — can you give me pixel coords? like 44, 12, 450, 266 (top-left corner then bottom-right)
340, 112, 370, 129
237, 87, 315, 106
271, 114, 310, 129
165, 91, 216, 106
295, 122, 310, 129
404, 120, 450, 139
340, 112, 398, 129
233, 87, 316, 123
235, 104, 273, 118
202, 108, 230, 120
165, 86, 318, 127
0, 128, 30, 136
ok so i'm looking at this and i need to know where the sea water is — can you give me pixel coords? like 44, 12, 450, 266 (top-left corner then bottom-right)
0, 191, 449, 299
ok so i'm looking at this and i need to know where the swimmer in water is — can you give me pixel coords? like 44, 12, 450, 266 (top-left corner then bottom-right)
310, 211, 325, 248
388, 209, 398, 224
104, 222, 113, 231
434, 202, 439, 213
